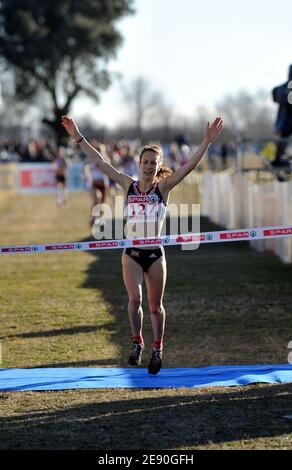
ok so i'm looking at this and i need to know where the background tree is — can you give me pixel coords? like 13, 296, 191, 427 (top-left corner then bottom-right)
0, 0, 134, 142
216, 89, 275, 140
121, 76, 164, 139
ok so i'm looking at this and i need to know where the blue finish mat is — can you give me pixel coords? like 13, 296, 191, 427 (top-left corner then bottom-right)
0, 364, 292, 391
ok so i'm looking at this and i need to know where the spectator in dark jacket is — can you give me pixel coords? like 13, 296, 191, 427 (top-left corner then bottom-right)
272, 64, 292, 166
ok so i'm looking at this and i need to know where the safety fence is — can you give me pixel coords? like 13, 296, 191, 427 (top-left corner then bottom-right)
201, 171, 292, 263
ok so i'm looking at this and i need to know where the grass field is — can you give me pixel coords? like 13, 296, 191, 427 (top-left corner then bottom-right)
0, 190, 291, 450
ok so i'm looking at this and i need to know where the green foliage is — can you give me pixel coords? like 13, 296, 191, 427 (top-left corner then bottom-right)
0, 0, 134, 139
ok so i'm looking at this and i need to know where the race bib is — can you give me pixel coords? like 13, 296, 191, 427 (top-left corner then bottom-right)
127, 194, 160, 223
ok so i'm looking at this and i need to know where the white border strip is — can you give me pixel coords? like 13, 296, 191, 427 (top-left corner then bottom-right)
1, 226, 292, 255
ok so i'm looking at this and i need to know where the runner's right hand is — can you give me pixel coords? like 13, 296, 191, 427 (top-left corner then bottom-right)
61, 115, 81, 139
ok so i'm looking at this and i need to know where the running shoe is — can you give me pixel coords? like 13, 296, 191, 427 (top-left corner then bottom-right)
128, 342, 144, 366
148, 348, 163, 375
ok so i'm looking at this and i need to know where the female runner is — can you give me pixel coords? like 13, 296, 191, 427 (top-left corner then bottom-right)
61, 115, 223, 374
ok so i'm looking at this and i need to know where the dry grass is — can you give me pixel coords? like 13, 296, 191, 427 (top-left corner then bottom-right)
0, 190, 291, 450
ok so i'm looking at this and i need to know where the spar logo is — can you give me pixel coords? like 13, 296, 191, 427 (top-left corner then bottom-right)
89, 241, 119, 248
149, 194, 158, 204
133, 238, 162, 245
264, 228, 292, 237
250, 231, 257, 238
45, 244, 75, 251
176, 235, 204, 243
128, 194, 159, 204
1, 246, 32, 253
220, 231, 249, 240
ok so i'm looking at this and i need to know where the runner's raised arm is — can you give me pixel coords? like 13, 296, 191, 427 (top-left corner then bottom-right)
61, 115, 133, 192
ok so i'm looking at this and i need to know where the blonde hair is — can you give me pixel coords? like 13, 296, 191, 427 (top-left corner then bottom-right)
139, 144, 173, 181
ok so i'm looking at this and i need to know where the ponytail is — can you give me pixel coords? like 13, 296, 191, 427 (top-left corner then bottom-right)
155, 165, 173, 181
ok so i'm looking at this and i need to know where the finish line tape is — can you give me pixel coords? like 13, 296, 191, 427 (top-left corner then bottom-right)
1, 225, 292, 255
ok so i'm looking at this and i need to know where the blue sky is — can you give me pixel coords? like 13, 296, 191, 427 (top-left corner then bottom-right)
72, 0, 292, 127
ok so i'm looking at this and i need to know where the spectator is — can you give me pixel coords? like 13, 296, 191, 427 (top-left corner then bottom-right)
220, 142, 229, 170
272, 64, 292, 166
83, 141, 110, 225
52, 146, 69, 206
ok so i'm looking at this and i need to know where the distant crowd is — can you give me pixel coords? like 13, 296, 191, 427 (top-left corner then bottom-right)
0, 136, 238, 173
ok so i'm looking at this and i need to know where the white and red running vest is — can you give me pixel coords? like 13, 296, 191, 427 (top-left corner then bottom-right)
124, 181, 167, 239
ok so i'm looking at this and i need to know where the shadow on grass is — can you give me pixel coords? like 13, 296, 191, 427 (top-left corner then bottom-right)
33, 359, 119, 368
0, 324, 115, 341
0, 384, 291, 449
